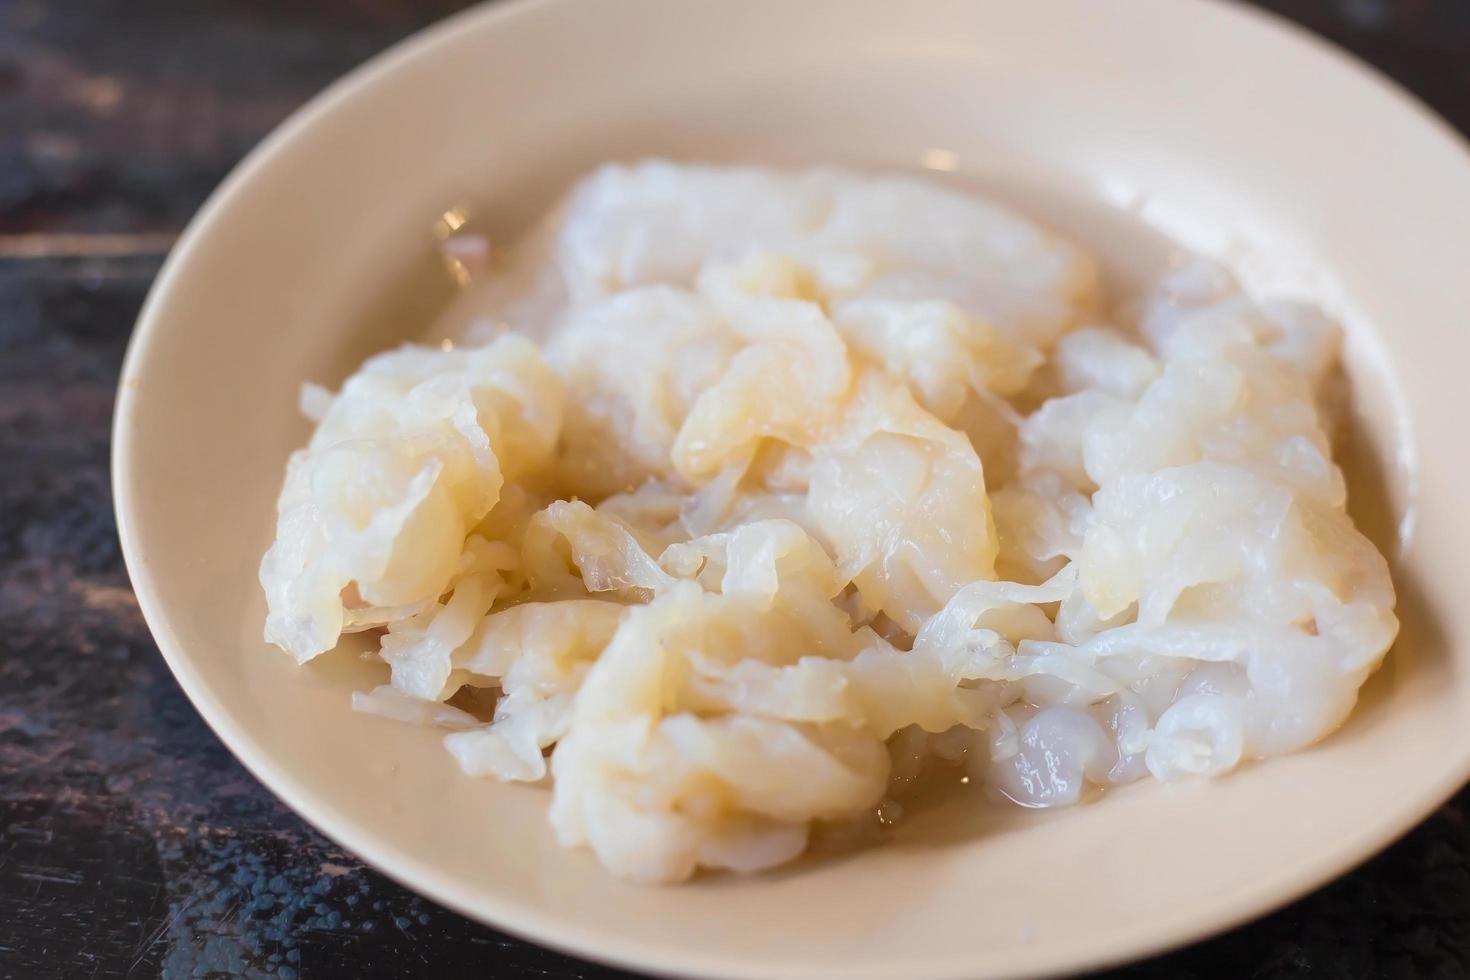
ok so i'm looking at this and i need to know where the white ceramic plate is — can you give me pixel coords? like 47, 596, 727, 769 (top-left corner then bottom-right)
114, 1, 1470, 977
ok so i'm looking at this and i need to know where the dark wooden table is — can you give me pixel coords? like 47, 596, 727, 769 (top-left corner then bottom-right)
4, 1, 1470, 977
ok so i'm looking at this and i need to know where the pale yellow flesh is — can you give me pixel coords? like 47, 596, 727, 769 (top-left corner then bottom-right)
114, 0, 1470, 977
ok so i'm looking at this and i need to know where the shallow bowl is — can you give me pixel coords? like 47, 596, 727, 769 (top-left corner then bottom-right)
114, 1, 1470, 976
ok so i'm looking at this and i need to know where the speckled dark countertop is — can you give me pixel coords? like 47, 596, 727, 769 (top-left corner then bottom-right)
3, 1, 1470, 977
